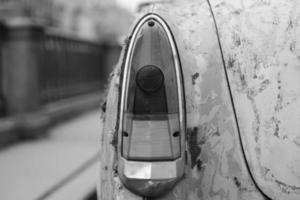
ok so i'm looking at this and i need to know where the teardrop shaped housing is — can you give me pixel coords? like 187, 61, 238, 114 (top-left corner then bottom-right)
117, 14, 186, 197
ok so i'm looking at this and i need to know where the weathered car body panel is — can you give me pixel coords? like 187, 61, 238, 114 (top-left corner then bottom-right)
98, 0, 300, 199
210, 0, 300, 199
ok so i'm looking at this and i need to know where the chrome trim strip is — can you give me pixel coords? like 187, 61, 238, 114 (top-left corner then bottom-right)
122, 158, 178, 180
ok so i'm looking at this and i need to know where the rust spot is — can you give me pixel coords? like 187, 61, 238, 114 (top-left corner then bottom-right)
240, 74, 245, 83
232, 33, 241, 46
212, 129, 220, 137
196, 159, 203, 170
113, 164, 118, 177
258, 79, 270, 93
102, 101, 107, 112
110, 130, 118, 148
227, 56, 235, 69
275, 75, 283, 112
275, 94, 283, 112
274, 123, 279, 137
272, 19, 279, 25
233, 177, 248, 192
187, 127, 202, 169
287, 19, 294, 31
255, 127, 260, 142
233, 177, 241, 188
233, 9, 241, 15
192, 72, 199, 85
290, 42, 296, 52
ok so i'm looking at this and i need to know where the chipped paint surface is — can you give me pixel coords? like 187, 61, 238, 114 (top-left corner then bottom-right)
152, 2, 263, 199
210, 0, 300, 199
99, 0, 300, 199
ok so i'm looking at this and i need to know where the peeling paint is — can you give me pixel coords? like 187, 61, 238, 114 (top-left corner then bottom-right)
191, 73, 199, 85
187, 127, 202, 170
211, 0, 300, 199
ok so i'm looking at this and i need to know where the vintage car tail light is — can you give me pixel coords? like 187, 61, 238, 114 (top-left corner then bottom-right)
117, 14, 186, 197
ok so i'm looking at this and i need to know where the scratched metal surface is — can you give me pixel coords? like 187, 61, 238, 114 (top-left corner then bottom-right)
98, 0, 300, 199
210, 0, 300, 199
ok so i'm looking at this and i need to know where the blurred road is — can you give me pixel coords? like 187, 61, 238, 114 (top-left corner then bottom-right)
0, 110, 102, 200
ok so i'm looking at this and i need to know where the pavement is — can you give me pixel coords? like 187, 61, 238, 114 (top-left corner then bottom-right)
0, 110, 102, 200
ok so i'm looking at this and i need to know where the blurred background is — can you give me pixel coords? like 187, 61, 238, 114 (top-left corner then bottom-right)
0, 0, 157, 199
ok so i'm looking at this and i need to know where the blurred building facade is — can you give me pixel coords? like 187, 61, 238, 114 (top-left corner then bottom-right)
0, 0, 131, 146
52, 0, 132, 42
0, 0, 133, 42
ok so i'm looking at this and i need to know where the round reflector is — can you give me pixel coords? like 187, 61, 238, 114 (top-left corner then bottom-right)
136, 65, 164, 94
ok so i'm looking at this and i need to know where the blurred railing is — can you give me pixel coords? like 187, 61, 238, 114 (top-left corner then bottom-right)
0, 23, 4, 117
39, 34, 104, 104
0, 22, 121, 117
